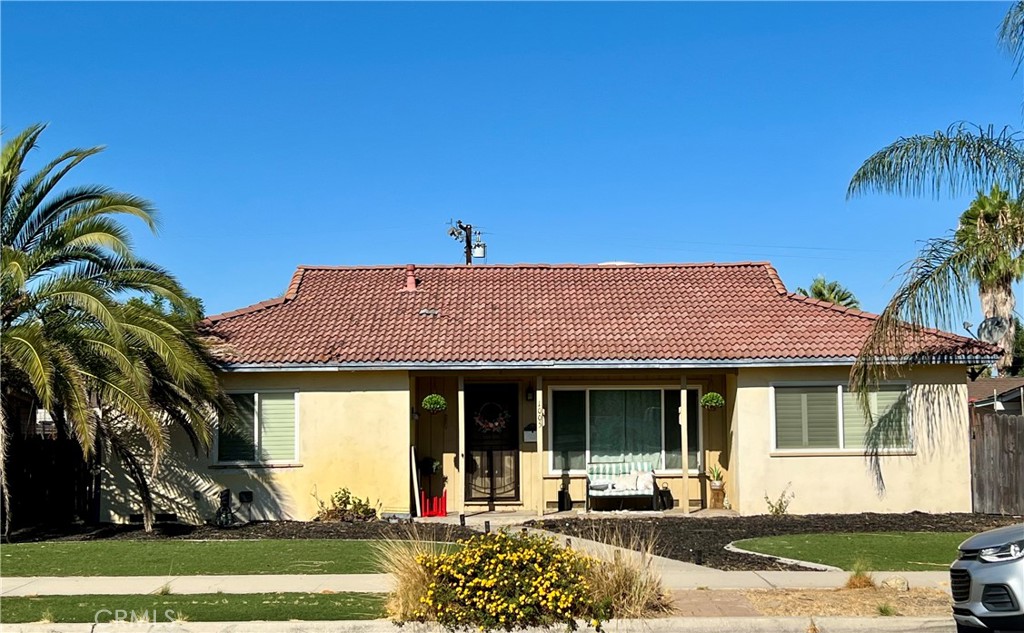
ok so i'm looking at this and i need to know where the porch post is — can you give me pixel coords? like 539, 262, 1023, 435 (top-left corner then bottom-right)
457, 376, 466, 515
535, 376, 545, 517
679, 376, 690, 514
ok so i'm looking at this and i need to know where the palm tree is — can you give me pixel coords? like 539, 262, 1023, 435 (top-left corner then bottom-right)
842, 4, 1024, 492
796, 276, 861, 309
848, 2, 1024, 394
955, 186, 1024, 372
1, 124, 228, 530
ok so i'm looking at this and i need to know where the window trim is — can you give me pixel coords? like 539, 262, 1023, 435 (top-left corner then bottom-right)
214, 389, 300, 466
768, 381, 914, 455
546, 384, 704, 476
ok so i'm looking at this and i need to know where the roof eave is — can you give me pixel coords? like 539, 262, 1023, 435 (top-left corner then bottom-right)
218, 354, 999, 373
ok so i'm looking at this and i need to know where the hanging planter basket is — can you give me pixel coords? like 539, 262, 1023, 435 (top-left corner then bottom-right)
421, 394, 448, 414
700, 392, 725, 410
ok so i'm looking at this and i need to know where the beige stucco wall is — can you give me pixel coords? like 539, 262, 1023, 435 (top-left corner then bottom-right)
101, 371, 412, 524
732, 365, 970, 515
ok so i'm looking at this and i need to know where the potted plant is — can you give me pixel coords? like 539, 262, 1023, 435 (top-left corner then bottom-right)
418, 456, 442, 475
700, 391, 725, 410
707, 465, 725, 490
421, 394, 447, 414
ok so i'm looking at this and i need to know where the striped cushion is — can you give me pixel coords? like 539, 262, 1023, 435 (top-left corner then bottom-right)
586, 461, 653, 479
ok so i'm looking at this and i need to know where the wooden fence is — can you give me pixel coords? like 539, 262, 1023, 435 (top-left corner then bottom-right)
971, 413, 1024, 515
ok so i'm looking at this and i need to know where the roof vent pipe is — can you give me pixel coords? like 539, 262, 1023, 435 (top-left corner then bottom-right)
404, 264, 417, 291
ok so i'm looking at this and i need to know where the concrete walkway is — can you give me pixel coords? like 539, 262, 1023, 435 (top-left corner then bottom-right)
0, 569, 951, 597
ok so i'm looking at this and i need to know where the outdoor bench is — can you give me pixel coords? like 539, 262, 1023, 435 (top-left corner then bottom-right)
585, 461, 657, 511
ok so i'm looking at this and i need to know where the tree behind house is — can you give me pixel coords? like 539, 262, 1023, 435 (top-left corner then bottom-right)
796, 276, 860, 309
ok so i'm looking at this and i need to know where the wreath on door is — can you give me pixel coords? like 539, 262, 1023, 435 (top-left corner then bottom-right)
473, 402, 510, 433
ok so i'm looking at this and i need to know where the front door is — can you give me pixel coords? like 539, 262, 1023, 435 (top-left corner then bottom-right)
465, 383, 520, 504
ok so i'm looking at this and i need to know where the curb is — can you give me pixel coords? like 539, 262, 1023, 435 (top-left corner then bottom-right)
725, 540, 844, 572
1, 617, 956, 633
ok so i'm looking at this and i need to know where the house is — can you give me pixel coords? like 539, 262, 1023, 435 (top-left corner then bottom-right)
100, 262, 998, 523
968, 376, 1024, 416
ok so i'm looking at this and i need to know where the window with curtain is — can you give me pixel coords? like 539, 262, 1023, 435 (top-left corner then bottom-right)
774, 384, 909, 451
549, 388, 701, 472
552, 390, 586, 471
217, 392, 297, 463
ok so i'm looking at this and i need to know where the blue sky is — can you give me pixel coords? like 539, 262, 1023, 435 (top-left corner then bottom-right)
3, 1, 1021, 320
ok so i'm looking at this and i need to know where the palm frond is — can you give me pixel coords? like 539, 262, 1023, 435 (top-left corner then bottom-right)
1, 124, 47, 224
6, 148, 106, 249
16, 190, 156, 253
1, 322, 54, 408
847, 123, 1024, 200
999, 1, 1024, 76
851, 235, 976, 396
29, 276, 125, 344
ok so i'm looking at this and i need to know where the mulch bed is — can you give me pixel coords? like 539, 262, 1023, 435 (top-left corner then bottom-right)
527, 512, 1021, 571
7, 520, 478, 544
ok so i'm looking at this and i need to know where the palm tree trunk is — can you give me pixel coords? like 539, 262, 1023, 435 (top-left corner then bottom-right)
0, 396, 9, 536
980, 279, 1017, 373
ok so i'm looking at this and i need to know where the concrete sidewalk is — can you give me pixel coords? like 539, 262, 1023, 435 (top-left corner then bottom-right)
0, 569, 951, 596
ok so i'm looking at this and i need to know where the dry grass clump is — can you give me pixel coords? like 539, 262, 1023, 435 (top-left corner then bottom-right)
370, 525, 450, 620
844, 559, 876, 589
582, 523, 673, 618
876, 602, 898, 616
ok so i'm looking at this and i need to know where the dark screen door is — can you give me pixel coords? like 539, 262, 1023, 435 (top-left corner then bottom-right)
465, 383, 520, 502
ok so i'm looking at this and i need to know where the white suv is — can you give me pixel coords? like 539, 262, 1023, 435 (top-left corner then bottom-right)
951, 524, 1024, 632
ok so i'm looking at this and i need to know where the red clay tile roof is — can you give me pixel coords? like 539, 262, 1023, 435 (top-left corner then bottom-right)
201, 263, 999, 367
967, 377, 1024, 403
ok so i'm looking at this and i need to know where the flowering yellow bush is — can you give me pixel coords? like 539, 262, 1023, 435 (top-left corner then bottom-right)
409, 531, 604, 631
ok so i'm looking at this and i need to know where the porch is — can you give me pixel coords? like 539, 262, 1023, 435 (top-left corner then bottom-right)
410, 370, 737, 517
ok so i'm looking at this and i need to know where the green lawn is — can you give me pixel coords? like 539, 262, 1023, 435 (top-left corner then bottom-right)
734, 532, 972, 571
0, 593, 386, 623
1, 540, 389, 576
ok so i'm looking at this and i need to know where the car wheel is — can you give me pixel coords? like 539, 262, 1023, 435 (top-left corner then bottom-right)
956, 624, 985, 633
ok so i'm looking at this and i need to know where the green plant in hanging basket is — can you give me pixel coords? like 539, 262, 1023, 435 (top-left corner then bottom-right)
421, 394, 448, 413
700, 391, 725, 410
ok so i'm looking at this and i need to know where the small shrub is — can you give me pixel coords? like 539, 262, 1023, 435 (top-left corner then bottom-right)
38, 610, 55, 624
155, 582, 173, 596
845, 559, 876, 589
401, 531, 603, 631
764, 483, 795, 515
876, 602, 897, 616
312, 486, 378, 522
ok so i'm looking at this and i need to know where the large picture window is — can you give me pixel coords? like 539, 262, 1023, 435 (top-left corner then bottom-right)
549, 388, 701, 473
217, 392, 298, 463
773, 384, 909, 451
